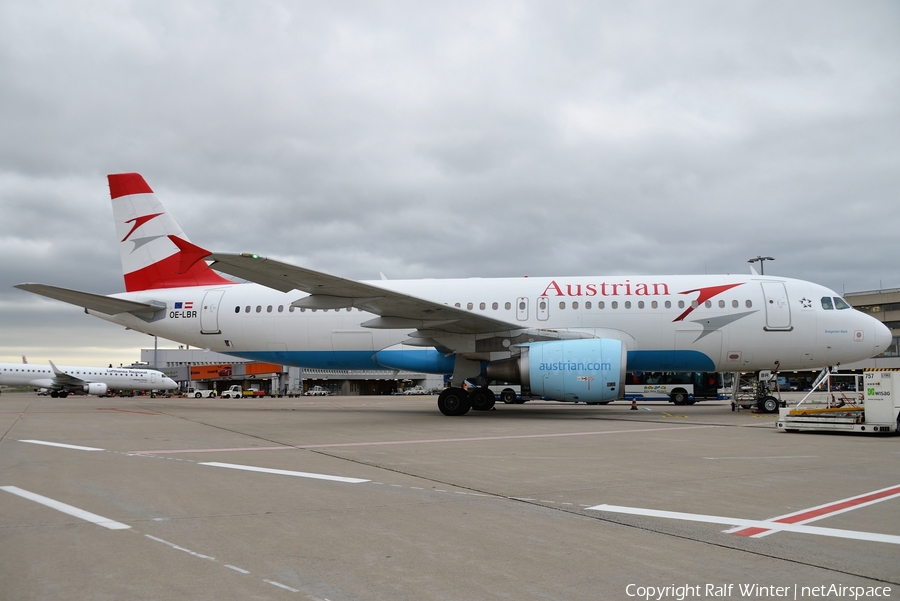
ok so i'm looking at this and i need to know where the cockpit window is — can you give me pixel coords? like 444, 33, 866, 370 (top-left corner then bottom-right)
833, 297, 850, 310
821, 297, 834, 310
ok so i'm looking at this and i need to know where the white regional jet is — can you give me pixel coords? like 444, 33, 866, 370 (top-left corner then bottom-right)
0, 360, 177, 397
16, 173, 892, 415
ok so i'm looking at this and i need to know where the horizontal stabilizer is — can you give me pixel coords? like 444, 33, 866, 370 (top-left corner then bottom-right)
15, 283, 166, 318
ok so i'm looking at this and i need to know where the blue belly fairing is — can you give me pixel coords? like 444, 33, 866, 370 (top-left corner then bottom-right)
221, 348, 714, 374
229, 349, 455, 373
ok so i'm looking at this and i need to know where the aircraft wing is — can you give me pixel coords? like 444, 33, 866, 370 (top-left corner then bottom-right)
207, 253, 520, 335
15, 283, 166, 318
47, 360, 86, 388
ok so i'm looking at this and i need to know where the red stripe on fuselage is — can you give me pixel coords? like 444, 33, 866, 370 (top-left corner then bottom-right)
673, 283, 745, 322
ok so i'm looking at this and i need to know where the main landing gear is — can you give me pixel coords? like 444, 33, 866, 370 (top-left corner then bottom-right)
437, 386, 496, 416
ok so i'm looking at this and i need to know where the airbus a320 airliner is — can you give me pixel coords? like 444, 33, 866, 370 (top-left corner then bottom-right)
16, 173, 891, 415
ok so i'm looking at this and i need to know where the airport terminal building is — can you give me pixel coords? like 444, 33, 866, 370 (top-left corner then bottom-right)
843, 287, 900, 369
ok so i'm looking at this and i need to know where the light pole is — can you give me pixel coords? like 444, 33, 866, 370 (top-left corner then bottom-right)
748, 255, 775, 275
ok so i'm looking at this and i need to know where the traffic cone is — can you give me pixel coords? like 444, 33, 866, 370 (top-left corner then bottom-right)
630, 399, 637, 410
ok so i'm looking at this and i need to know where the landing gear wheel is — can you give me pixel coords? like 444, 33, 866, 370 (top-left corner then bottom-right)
470, 387, 496, 411
438, 387, 471, 416
50, 390, 59, 398
59, 391, 68, 398
670, 391, 688, 405
500, 388, 517, 404
759, 396, 779, 414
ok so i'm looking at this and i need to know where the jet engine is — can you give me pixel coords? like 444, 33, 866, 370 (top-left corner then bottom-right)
83, 382, 109, 396
486, 339, 626, 403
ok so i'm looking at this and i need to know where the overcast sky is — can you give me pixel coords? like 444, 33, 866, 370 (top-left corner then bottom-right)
1, 1, 898, 366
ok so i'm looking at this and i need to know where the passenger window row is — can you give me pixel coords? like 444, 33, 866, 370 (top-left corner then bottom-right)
231, 297, 766, 316
234, 305, 359, 313
453, 299, 754, 311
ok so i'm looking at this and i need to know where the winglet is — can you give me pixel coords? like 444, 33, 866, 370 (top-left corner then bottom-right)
48, 360, 63, 376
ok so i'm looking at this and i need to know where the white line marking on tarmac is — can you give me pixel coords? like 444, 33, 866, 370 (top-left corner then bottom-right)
18, 439, 104, 451
130, 424, 720, 455
0, 486, 130, 530
145, 535, 215, 560
265, 579, 300, 592
702, 455, 819, 460
586, 504, 900, 545
199, 462, 369, 483
225, 564, 250, 574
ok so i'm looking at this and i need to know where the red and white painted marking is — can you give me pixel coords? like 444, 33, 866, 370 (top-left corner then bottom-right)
588, 484, 900, 545
726, 484, 900, 538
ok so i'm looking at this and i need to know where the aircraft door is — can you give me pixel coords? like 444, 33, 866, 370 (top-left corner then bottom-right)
200, 289, 226, 335
536, 296, 550, 321
761, 282, 792, 331
516, 297, 528, 321
151, 372, 157, 384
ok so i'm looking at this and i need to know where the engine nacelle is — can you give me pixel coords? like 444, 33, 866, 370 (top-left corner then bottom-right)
487, 339, 626, 403
84, 382, 108, 396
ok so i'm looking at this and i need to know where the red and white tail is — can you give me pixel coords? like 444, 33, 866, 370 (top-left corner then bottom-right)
108, 173, 233, 292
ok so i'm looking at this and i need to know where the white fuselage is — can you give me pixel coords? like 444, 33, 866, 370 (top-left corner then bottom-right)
93, 274, 890, 374
0, 363, 177, 392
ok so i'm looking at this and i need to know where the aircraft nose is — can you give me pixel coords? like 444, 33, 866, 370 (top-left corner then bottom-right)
874, 320, 893, 355
163, 377, 178, 390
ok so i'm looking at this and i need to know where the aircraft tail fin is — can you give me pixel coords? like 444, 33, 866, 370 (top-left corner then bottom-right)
108, 173, 232, 292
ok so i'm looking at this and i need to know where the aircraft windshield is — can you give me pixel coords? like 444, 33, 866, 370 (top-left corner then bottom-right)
821, 296, 851, 310
833, 297, 851, 310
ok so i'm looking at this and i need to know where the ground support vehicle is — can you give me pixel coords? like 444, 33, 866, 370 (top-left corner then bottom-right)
402, 386, 429, 395
221, 385, 243, 398
304, 386, 331, 396
777, 370, 900, 434
185, 388, 217, 398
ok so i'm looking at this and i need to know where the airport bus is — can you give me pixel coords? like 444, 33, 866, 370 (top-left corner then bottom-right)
489, 372, 731, 405
624, 372, 732, 404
